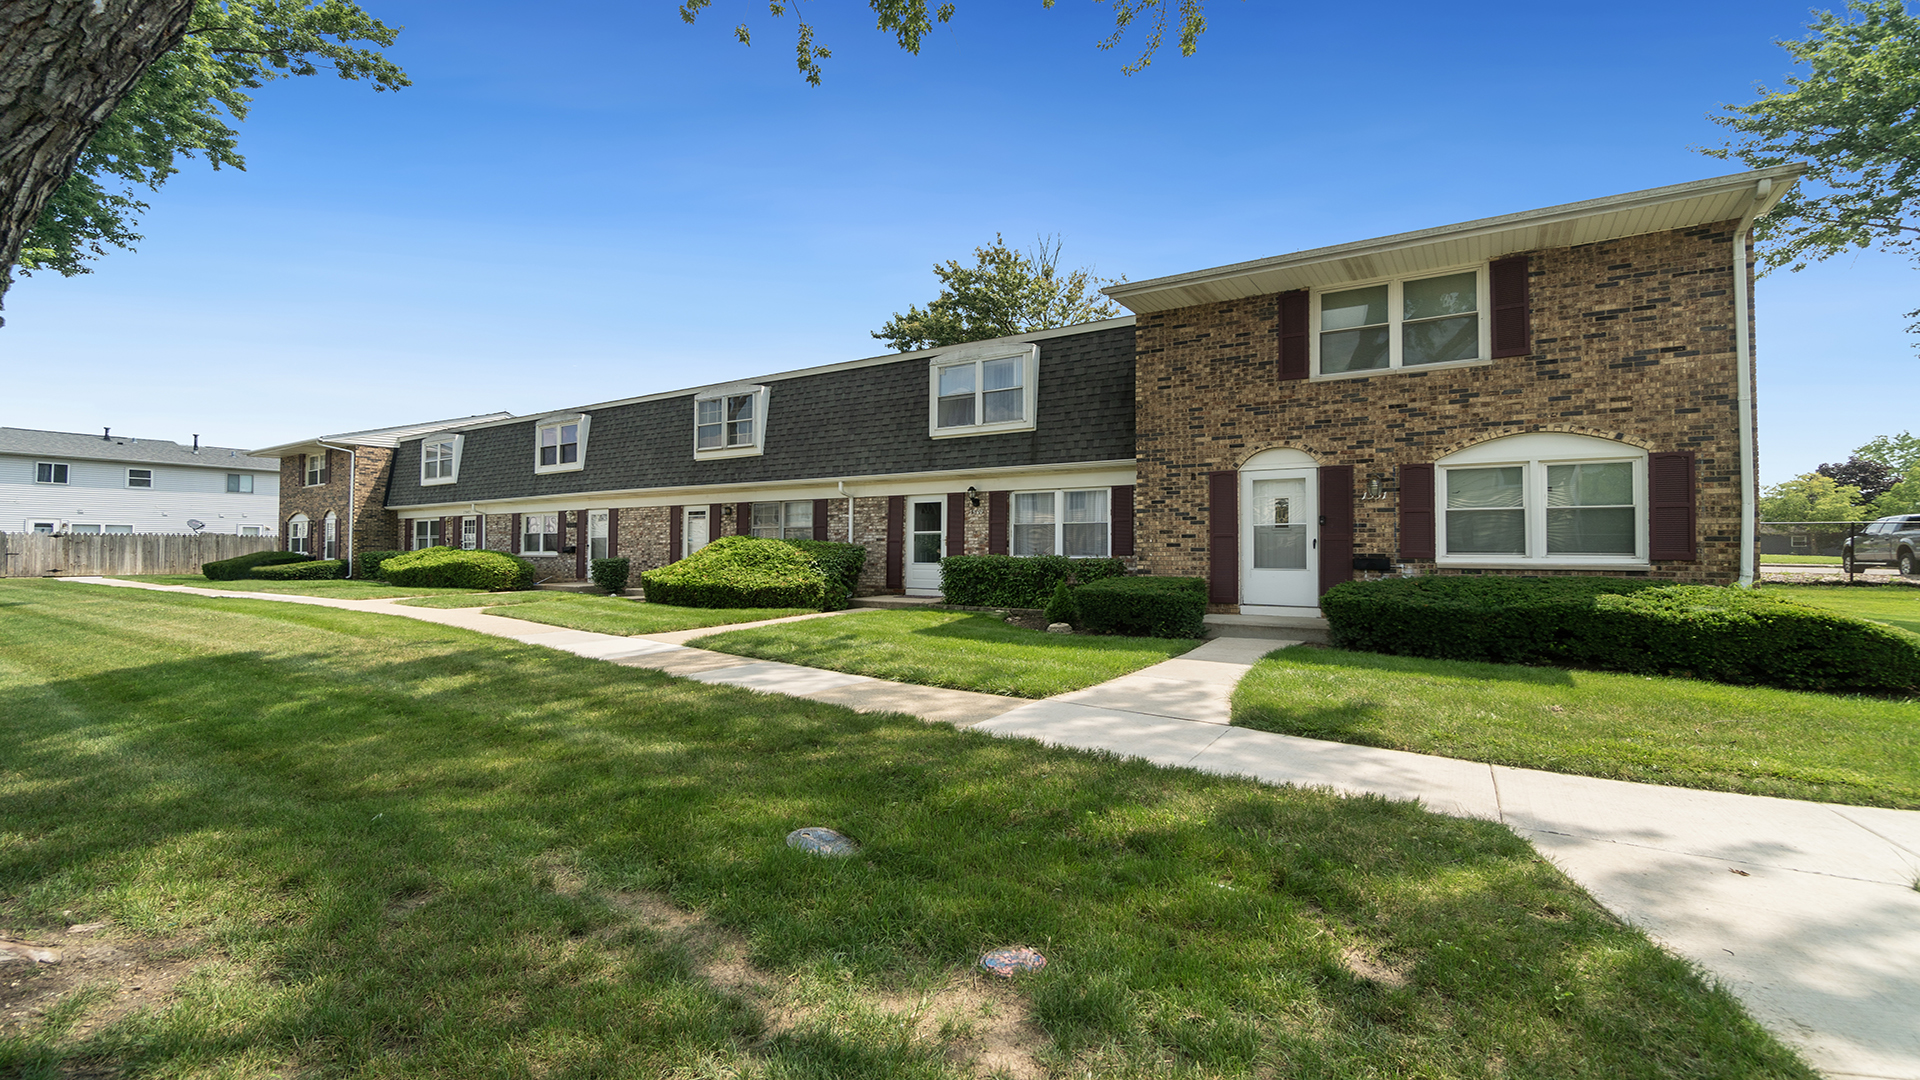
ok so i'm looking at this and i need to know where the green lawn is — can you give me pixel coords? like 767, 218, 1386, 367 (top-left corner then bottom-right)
115, 574, 479, 599
1761, 582, 1920, 635
0, 579, 1809, 1078
691, 609, 1199, 697
397, 590, 815, 634
1233, 645, 1920, 808
1756, 553, 1841, 565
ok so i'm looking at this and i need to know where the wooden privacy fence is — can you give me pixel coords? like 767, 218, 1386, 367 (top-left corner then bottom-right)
0, 532, 277, 578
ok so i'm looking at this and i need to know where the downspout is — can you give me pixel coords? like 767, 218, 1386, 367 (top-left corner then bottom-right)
837, 482, 854, 542
1732, 179, 1768, 589
318, 440, 357, 578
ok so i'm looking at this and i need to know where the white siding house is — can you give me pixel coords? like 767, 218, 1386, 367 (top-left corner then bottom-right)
0, 427, 280, 535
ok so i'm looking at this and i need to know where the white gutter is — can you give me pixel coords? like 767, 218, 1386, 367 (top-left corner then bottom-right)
317, 440, 357, 578
1731, 179, 1769, 589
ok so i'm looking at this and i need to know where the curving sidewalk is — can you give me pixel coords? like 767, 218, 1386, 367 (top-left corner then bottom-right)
59, 578, 1920, 1078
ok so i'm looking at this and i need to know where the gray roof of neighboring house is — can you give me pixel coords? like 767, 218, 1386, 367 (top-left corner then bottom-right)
251, 412, 513, 457
0, 427, 279, 471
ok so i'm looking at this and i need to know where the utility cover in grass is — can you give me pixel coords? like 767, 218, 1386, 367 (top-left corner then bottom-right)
786, 827, 857, 856
979, 946, 1046, 977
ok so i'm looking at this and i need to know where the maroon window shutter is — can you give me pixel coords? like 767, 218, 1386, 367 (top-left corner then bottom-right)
1110, 485, 1135, 557
1490, 255, 1531, 358
319, 449, 330, 485
946, 492, 966, 557
1399, 464, 1436, 560
297, 454, 306, 484
987, 491, 1010, 555
511, 513, 522, 554
708, 503, 724, 541
284, 520, 292, 550
1208, 471, 1238, 605
576, 509, 589, 579
668, 506, 683, 561
885, 495, 906, 590
1278, 290, 1310, 382
736, 502, 753, 536
813, 498, 830, 542
607, 508, 620, 558
1319, 466, 1355, 596
1649, 452, 1698, 561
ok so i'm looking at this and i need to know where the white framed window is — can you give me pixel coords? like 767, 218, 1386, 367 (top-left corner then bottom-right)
69, 523, 102, 534
522, 512, 560, 555
126, 468, 153, 489
104, 524, 133, 535
35, 462, 68, 485
1313, 267, 1489, 379
240, 525, 264, 537
304, 452, 327, 486
1012, 488, 1110, 557
929, 344, 1038, 438
461, 516, 478, 550
422, 436, 463, 486
412, 518, 441, 550
1436, 433, 1648, 567
30, 521, 57, 533
324, 514, 339, 559
750, 500, 813, 540
693, 386, 768, 459
226, 473, 254, 493
534, 417, 589, 474
289, 515, 310, 555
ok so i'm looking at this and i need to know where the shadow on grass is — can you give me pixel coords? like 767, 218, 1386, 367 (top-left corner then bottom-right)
1288, 643, 1577, 686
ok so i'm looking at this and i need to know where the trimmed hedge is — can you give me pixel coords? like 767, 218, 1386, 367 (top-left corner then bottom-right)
1322, 576, 1920, 694
202, 550, 312, 581
641, 536, 829, 609
939, 555, 1128, 608
358, 550, 405, 580
1077, 576, 1209, 639
250, 559, 347, 581
784, 540, 867, 610
381, 546, 537, 592
1044, 581, 1080, 627
590, 557, 631, 595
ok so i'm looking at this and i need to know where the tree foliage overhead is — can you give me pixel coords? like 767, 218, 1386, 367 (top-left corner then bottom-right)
873, 234, 1124, 352
678, 0, 1207, 84
1705, 0, 1920, 343
1759, 473, 1873, 523
1816, 454, 1904, 501
17, 0, 408, 279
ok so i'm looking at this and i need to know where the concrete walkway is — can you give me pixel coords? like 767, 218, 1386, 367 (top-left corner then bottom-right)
59, 578, 1920, 1078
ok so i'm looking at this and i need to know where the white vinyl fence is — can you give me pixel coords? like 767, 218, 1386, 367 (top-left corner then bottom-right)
0, 532, 278, 578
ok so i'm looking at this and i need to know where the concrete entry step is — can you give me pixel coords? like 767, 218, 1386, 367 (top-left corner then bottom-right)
533, 581, 600, 593
850, 594, 946, 609
1204, 613, 1330, 644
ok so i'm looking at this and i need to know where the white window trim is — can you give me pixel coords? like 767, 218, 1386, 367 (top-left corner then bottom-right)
1435, 434, 1650, 570
421, 433, 465, 486
533, 415, 591, 475
1010, 487, 1112, 558
226, 473, 255, 494
749, 499, 814, 540
692, 385, 769, 460
35, 462, 69, 485
928, 343, 1039, 439
411, 517, 442, 550
521, 511, 561, 556
126, 468, 153, 489
304, 452, 326, 487
1310, 264, 1493, 382
460, 515, 479, 550
289, 514, 311, 555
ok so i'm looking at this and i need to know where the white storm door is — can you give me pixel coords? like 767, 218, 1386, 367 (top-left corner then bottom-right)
684, 509, 709, 558
905, 497, 944, 594
588, 511, 609, 561
1242, 469, 1319, 612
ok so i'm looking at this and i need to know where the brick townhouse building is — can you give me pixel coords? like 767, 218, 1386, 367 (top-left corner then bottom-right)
265, 166, 1801, 619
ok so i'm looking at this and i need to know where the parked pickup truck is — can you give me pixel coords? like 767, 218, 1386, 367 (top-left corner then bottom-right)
1842, 514, 1920, 576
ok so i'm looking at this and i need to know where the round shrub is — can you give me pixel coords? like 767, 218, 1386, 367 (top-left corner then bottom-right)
381, 546, 537, 591
1075, 576, 1208, 639
640, 536, 829, 609
939, 555, 1129, 608
590, 557, 631, 595
249, 559, 347, 581
202, 549, 312, 581
357, 549, 406, 580
783, 540, 867, 610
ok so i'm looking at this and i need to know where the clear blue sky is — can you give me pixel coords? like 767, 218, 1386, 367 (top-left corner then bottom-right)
1, 0, 1910, 483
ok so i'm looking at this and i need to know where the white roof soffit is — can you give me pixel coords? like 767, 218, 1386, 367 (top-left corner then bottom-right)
1105, 165, 1807, 314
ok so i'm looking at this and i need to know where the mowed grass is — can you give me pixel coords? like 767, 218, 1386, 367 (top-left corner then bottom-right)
116, 573, 480, 599
1756, 554, 1841, 565
397, 590, 815, 634
691, 608, 1199, 697
0, 579, 1811, 1079
1761, 582, 1920, 635
1233, 646, 1920, 808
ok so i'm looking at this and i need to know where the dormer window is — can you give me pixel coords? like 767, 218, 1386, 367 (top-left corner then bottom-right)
928, 343, 1038, 438
533, 416, 590, 475
692, 385, 768, 459
422, 435, 463, 486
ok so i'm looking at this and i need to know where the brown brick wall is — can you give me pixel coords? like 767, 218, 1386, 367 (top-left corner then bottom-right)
1132, 221, 1757, 600
276, 446, 400, 561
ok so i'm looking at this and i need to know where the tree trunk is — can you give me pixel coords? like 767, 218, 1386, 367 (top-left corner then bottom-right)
0, 0, 195, 322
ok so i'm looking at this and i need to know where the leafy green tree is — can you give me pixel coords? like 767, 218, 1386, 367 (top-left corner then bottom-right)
8, 0, 407, 295
873, 234, 1123, 352
1870, 475, 1920, 515
1705, 0, 1920, 345
1854, 430, 1920, 473
1759, 472, 1872, 522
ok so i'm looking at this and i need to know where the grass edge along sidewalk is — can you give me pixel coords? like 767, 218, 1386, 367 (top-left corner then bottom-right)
396, 590, 817, 635
0, 578, 1814, 1078
1232, 644, 1920, 809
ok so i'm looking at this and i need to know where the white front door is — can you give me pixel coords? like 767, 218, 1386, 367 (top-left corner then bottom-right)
588, 511, 609, 561
1242, 467, 1319, 613
684, 508, 709, 559
905, 496, 944, 594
